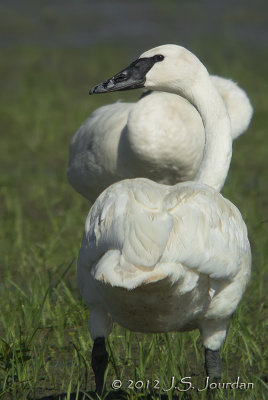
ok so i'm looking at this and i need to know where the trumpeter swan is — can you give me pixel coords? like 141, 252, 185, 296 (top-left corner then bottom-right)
67, 72, 252, 201
77, 45, 251, 393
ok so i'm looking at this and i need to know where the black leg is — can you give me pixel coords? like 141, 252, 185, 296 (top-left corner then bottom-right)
91, 337, 108, 394
204, 348, 221, 380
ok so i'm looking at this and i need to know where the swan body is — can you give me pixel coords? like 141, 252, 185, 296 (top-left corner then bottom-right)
78, 179, 251, 345
78, 45, 251, 389
68, 76, 253, 201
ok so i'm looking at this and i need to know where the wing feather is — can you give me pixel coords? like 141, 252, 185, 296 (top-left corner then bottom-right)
163, 183, 249, 280
80, 179, 174, 289
78, 180, 249, 291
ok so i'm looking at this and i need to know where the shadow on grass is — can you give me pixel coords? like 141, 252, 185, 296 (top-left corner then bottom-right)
35, 389, 194, 399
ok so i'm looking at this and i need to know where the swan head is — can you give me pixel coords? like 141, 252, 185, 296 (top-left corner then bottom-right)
89, 44, 207, 96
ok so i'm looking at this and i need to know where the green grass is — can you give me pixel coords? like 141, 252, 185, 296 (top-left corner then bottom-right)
0, 43, 267, 400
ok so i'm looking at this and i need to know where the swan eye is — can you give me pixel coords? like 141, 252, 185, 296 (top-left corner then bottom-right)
153, 54, 164, 62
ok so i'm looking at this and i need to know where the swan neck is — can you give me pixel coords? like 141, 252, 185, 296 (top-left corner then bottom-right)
185, 76, 232, 191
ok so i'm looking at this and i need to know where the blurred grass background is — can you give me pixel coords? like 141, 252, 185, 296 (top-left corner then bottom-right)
0, 0, 267, 399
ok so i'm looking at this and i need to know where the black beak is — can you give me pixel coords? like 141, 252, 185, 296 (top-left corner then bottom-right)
89, 56, 159, 95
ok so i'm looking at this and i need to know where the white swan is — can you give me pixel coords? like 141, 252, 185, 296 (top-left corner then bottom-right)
77, 45, 251, 393
67, 73, 252, 201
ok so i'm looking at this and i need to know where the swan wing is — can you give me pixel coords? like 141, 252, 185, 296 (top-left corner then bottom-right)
163, 182, 250, 280
78, 180, 249, 292
78, 179, 175, 289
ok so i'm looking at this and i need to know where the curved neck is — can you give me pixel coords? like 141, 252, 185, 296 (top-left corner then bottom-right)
171, 72, 232, 191
192, 78, 232, 191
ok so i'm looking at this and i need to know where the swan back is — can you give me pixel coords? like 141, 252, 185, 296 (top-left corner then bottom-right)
79, 179, 250, 290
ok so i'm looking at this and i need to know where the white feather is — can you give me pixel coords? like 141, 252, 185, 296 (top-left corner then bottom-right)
77, 45, 251, 353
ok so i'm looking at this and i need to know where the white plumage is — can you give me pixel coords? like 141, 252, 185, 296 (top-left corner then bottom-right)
77, 45, 251, 387
68, 76, 252, 202
78, 179, 250, 348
